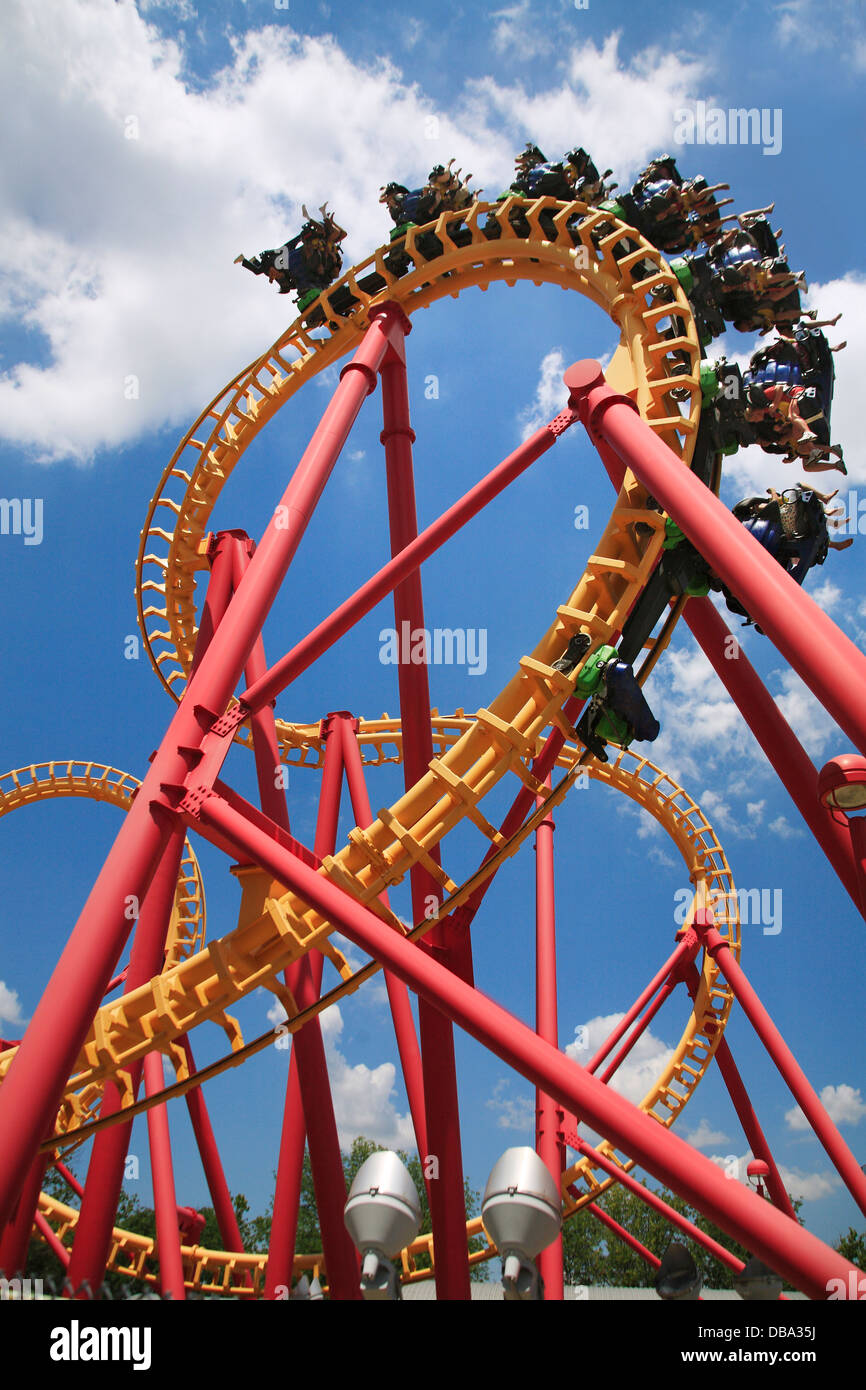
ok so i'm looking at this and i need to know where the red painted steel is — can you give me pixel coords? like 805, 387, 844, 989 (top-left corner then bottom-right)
693, 913, 866, 1218
180, 1036, 248, 1257
564, 360, 866, 758
192, 789, 860, 1298
143, 1050, 186, 1299
66, 827, 188, 1295
240, 421, 572, 715
0, 305, 404, 1231
381, 333, 470, 1301
684, 598, 862, 916
587, 1202, 661, 1270
534, 785, 564, 1300
337, 715, 429, 1162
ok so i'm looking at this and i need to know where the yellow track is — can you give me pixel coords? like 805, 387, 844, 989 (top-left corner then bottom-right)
4, 198, 732, 1291
23, 745, 740, 1292
0, 761, 206, 974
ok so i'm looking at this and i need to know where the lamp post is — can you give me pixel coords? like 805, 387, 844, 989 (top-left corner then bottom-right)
817, 756, 866, 920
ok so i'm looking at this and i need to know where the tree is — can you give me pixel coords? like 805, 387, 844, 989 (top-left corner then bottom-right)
835, 1226, 866, 1268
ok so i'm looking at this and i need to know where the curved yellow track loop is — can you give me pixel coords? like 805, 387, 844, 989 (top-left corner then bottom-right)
29, 746, 740, 1292
0, 761, 206, 972
136, 195, 702, 743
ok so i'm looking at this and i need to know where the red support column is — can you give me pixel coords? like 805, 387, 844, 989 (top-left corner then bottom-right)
534, 782, 564, 1300
564, 359, 866, 758
143, 1051, 186, 1300
337, 714, 429, 1162
684, 598, 862, 916
380, 321, 470, 1299
240, 417, 574, 714
587, 1202, 661, 1271
179, 1036, 248, 1255
692, 913, 866, 1218
680, 960, 796, 1219
265, 714, 358, 1299
573, 1139, 745, 1274
0, 304, 405, 1232
66, 825, 188, 1295
191, 788, 861, 1299
0, 1140, 51, 1277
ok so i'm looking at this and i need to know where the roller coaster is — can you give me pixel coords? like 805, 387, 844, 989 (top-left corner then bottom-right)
1, 145, 865, 1301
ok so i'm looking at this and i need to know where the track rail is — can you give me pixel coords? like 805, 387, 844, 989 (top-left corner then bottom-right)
21, 746, 739, 1291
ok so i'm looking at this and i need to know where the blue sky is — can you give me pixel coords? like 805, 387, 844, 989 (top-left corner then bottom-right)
1, 0, 865, 1269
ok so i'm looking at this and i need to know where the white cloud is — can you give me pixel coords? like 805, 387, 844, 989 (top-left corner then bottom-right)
267, 1001, 413, 1150
468, 33, 711, 182
0, 982, 27, 1034
565, 1013, 675, 1110
776, 1164, 842, 1202
775, 0, 866, 70
786, 1083, 866, 1132
486, 1077, 535, 1132
767, 814, 801, 840
683, 1117, 729, 1149
0, 7, 709, 465
490, 2, 554, 59
772, 667, 842, 759
518, 349, 568, 440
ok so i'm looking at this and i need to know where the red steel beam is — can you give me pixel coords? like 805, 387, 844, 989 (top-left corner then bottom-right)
337, 714, 429, 1162
179, 1036, 248, 1258
0, 304, 405, 1232
684, 598, 862, 916
143, 1050, 186, 1299
564, 359, 866, 758
693, 913, 866, 1218
587, 1201, 661, 1271
240, 411, 578, 715
534, 783, 564, 1300
191, 788, 861, 1299
573, 1139, 744, 1273
380, 325, 470, 1301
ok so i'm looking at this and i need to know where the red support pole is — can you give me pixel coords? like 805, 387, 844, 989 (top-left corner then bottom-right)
574, 1139, 745, 1274
585, 934, 697, 1076
191, 788, 861, 1299
66, 825, 188, 1295
598, 980, 676, 1086
143, 1050, 186, 1300
681, 961, 796, 1219
0, 1141, 51, 1277
684, 598, 863, 917
534, 782, 564, 1300
692, 913, 866, 1218
564, 360, 866, 758
380, 326, 470, 1300
0, 306, 404, 1233
337, 715, 429, 1162
587, 1201, 661, 1271
241, 415, 575, 715
265, 714, 359, 1300
179, 1036, 247, 1256
34, 1212, 70, 1269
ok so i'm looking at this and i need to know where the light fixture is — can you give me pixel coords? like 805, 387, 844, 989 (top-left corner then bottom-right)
343, 1151, 422, 1300
747, 1158, 770, 1198
481, 1148, 562, 1301
655, 1242, 702, 1301
734, 1255, 783, 1301
818, 756, 866, 815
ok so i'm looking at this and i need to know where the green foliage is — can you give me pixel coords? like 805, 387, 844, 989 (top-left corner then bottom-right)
835, 1226, 866, 1268
562, 1182, 804, 1290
